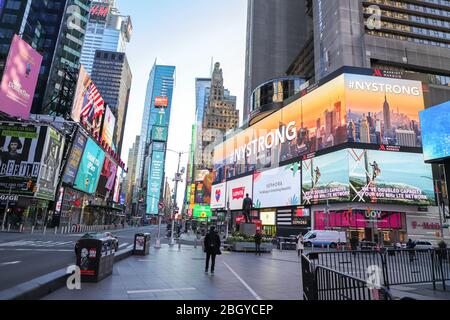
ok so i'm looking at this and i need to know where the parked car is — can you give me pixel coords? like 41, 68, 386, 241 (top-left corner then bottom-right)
413, 240, 434, 250
303, 230, 346, 248
75, 232, 119, 255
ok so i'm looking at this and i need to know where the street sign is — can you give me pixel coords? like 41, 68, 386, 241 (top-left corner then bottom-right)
158, 201, 165, 210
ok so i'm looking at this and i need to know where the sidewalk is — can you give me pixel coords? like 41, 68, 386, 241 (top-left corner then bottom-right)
390, 282, 450, 300
43, 245, 303, 300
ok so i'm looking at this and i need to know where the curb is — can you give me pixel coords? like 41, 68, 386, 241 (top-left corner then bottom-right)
0, 248, 133, 300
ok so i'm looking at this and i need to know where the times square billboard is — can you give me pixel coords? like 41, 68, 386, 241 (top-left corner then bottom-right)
213, 73, 425, 182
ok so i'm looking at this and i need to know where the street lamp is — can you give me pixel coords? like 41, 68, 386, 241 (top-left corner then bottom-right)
167, 149, 188, 246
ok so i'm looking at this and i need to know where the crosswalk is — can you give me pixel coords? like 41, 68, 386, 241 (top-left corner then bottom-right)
0, 240, 74, 248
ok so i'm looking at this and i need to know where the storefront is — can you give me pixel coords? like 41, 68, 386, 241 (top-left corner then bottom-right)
406, 212, 450, 245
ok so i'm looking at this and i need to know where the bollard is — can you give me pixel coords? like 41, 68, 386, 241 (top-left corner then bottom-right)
55, 227, 58, 235
19, 224, 23, 233
8, 224, 11, 232
31, 226, 35, 234
178, 240, 181, 251
43, 226, 46, 235
194, 238, 197, 249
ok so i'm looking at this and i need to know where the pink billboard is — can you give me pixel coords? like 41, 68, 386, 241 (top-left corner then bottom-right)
0, 35, 43, 119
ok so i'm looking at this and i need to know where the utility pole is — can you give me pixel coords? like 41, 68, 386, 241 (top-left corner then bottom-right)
170, 152, 184, 246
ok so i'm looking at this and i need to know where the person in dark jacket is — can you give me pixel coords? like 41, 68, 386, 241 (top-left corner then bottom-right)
204, 226, 221, 275
242, 194, 253, 223
254, 231, 263, 256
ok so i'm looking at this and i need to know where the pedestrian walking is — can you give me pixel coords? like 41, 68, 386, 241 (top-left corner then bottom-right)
254, 230, 262, 256
407, 239, 416, 262
297, 234, 304, 256
204, 226, 221, 275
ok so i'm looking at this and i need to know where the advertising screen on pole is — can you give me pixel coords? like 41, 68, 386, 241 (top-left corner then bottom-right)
74, 138, 105, 194
71, 65, 105, 136
302, 150, 350, 205
193, 205, 212, 219
349, 149, 435, 206
0, 123, 47, 196
62, 130, 87, 185
96, 155, 117, 198
101, 106, 116, 147
213, 73, 424, 179
253, 163, 301, 209
146, 151, 165, 215
226, 175, 253, 211
35, 127, 65, 200
420, 101, 450, 163
211, 183, 226, 209
0, 35, 43, 120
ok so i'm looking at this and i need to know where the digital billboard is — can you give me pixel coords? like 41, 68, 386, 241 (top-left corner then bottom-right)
253, 162, 301, 209
420, 101, 450, 162
302, 150, 350, 205
193, 205, 212, 219
152, 125, 168, 142
213, 73, 424, 179
146, 151, 165, 215
0, 123, 47, 196
226, 175, 253, 211
101, 106, 116, 147
0, 35, 43, 120
62, 130, 87, 185
113, 167, 122, 203
74, 138, 105, 194
96, 155, 117, 198
35, 127, 65, 200
211, 183, 226, 209
71, 65, 105, 136
349, 149, 435, 206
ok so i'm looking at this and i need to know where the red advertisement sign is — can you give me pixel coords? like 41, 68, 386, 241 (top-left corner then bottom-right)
232, 187, 245, 200
155, 96, 168, 108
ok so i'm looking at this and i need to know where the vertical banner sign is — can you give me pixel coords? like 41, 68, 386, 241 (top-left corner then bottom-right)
146, 151, 165, 215
0, 35, 43, 119
35, 127, 65, 200
74, 138, 105, 194
101, 106, 116, 147
62, 130, 87, 185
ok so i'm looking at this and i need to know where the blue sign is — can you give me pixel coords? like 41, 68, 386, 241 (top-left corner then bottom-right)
146, 151, 165, 215
74, 138, 105, 194
420, 101, 450, 162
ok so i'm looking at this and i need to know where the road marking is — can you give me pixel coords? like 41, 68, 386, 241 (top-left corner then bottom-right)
0, 248, 72, 252
138, 259, 154, 262
119, 243, 129, 249
127, 288, 196, 295
0, 261, 21, 266
223, 262, 262, 300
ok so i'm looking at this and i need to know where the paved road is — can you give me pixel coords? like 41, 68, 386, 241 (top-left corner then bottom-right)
0, 225, 163, 291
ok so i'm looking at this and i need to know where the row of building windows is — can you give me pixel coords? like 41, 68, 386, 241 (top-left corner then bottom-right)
367, 29, 450, 47
366, 6, 450, 28
368, 0, 450, 17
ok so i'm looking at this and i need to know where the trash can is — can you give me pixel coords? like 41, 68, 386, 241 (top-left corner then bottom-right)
76, 236, 115, 282
133, 233, 151, 256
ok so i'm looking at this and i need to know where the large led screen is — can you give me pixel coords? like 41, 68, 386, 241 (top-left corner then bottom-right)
0, 35, 43, 120
146, 151, 165, 215
101, 106, 116, 147
225, 175, 253, 211
62, 130, 87, 185
214, 73, 424, 180
253, 162, 301, 209
420, 101, 450, 162
211, 182, 226, 209
97, 155, 117, 198
74, 138, 105, 194
349, 149, 435, 206
302, 150, 350, 205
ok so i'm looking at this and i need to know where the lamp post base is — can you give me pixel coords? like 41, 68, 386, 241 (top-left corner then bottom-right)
154, 238, 161, 249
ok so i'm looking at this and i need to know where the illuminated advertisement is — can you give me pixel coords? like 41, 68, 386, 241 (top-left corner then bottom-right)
71, 65, 105, 136
349, 149, 434, 206
62, 130, 87, 185
96, 155, 117, 198
0, 123, 47, 196
155, 96, 169, 108
211, 183, 226, 209
74, 138, 105, 194
226, 175, 253, 211
193, 205, 212, 219
89, 2, 110, 21
152, 125, 168, 142
113, 167, 122, 203
146, 151, 165, 215
302, 150, 350, 205
214, 73, 424, 179
101, 106, 116, 147
35, 127, 65, 200
420, 101, 450, 162
0, 35, 43, 120
260, 211, 276, 225
253, 163, 301, 209
194, 182, 204, 204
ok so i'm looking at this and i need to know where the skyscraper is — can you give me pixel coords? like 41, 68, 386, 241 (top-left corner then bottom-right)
80, 0, 132, 75
202, 62, 239, 169
360, 118, 370, 144
0, 0, 91, 115
134, 64, 176, 216
383, 95, 392, 132
124, 135, 140, 211
91, 50, 132, 154
244, 0, 310, 122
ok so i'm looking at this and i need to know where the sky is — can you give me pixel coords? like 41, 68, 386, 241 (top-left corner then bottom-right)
117, 0, 247, 205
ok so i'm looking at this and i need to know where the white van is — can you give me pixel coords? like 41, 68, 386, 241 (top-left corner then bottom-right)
303, 230, 346, 248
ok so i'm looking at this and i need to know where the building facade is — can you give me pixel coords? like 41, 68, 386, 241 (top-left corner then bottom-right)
134, 64, 176, 217
91, 50, 132, 154
124, 135, 139, 211
0, 0, 91, 115
201, 62, 239, 170
243, 0, 310, 123
79, 0, 131, 75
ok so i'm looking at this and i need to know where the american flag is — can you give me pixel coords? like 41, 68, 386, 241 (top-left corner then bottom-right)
80, 82, 105, 121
